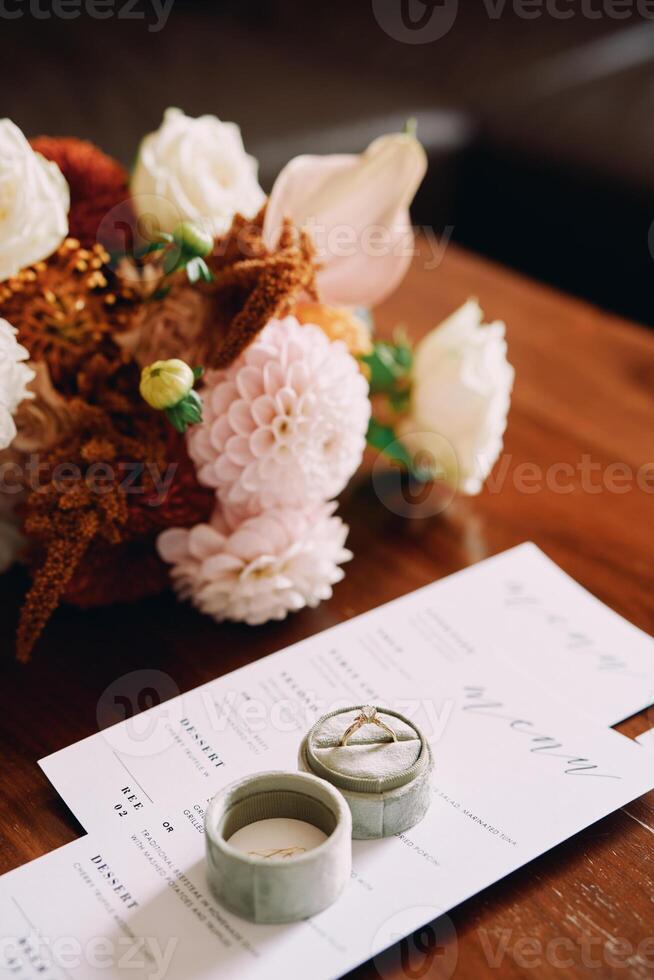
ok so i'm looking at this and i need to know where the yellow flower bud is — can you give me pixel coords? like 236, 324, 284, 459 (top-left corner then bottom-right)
140, 359, 195, 410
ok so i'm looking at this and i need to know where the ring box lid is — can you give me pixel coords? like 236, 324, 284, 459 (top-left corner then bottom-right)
302, 706, 430, 794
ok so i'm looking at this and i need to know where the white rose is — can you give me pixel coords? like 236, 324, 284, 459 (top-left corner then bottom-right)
0, 119, 69, 282
399, 299, 514, 495
131, 108, 265, 237
0, 317, 35, 450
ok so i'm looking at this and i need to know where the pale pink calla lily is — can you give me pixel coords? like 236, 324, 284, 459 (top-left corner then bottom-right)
263, 133, 427, 308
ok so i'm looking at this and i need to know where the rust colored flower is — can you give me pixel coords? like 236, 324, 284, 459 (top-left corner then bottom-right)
16, 476, 126, 661
120, 429, 214, 540
116, 211, 319, 371
30, 136, 133, 252
62, 539, 170, 609
117, 284, 211, 370
0, 237, 139, 397
208, 214, 318, 368
63, 437, 213, 608
15, 398, 169, 660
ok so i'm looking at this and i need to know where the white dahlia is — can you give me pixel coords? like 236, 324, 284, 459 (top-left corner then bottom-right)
157, 503, 352, 625
0, 318, 34, 450
187, 316, 370, 515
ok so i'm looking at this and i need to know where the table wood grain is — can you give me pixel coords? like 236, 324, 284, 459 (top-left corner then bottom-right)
1, 242, 653, 979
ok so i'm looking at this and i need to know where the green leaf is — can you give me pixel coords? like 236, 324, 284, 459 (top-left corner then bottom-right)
360, 339, 413, 395
180, 402, 203, 425
197, 258, 214, 283
136, 241, 167, 257
163, 248, 182, 276
165, 405, 187, 433
392, 334, 413, 371
179, 390, 204, 424
186, 389, 203, 415
192, 366, 205, 381
164, 391, 203, 434
366, 418, 434, 481
366, 418, 414, 470
388, 388, 412, 414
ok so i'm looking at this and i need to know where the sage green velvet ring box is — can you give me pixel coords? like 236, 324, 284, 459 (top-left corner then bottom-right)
204, 770, 352, 924
299, 705, 434, 839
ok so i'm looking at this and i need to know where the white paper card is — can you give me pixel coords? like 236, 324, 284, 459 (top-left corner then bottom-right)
2, 544, 652, 980
40, 544, 654, 837
2, 673, 654, 979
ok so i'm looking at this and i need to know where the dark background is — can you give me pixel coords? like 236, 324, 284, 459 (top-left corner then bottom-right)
4, 0, 654, 324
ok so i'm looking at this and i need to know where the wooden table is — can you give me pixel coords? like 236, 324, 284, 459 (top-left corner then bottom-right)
1, 242, 653, 979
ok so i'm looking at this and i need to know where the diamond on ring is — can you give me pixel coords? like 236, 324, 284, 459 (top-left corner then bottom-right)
339, 705, 398, 746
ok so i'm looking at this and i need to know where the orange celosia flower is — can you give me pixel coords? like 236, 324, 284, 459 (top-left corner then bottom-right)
15, 399, 167, 660
0, 237, 139, 397
292, 301, 372, 357
117, 211, 319, 371
64, 438, 213, 608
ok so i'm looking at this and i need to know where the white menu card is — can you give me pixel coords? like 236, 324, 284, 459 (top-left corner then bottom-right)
1, 543, 652, 979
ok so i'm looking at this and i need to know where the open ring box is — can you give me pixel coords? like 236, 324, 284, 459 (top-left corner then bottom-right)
205, 706, 433, 922
205, 770, 352, 923
299, 705, 434, 839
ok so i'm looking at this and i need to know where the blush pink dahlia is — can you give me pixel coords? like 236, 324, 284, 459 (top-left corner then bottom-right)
157, 503, 352, 624
187, 316, 370, 514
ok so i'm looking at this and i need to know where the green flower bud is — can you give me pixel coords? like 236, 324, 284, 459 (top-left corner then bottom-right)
172, 221, 213, 258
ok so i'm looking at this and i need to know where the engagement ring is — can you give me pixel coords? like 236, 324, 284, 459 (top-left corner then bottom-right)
339, 705, 398, 746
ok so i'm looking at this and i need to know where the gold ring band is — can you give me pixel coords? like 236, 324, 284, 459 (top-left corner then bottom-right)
340, 706, 398, 746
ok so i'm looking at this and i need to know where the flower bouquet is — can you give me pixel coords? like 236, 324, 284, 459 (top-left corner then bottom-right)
0, 109, 513, 660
